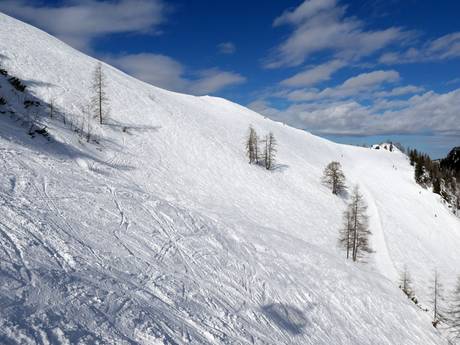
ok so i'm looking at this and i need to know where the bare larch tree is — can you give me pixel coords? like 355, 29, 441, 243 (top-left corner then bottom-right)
245, 125, 259, 164
448, 277, 460, 341
430, 269, 444, 327
399, 265, 414, 298
48, 98, 55, 119
345, 185, 372, 262
322, 161, 346, 195
92, 62, 109, 125
263, 132, 277, 170
339, 209, 353, 259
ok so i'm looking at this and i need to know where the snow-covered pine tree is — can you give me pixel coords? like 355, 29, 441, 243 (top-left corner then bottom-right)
322, 161, 346, 195
91, 62, 109, 125
415, 160, 424, 184
433, 177, 441, 195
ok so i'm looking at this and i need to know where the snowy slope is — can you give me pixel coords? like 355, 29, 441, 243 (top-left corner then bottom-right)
0, 12, 459, 345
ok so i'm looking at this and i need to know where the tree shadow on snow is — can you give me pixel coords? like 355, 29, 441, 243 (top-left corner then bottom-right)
104, 120, 162, 135
337, 188, 350, 200
271, 163, 289, 172
261, 303, 309, 335
0, 66, 136, 172
0, 116, 135, 172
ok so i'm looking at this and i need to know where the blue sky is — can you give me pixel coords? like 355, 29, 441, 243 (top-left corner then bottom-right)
0, 0, 459, 157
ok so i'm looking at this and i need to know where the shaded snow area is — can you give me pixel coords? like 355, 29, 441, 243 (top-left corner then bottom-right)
0, 12, 459, 345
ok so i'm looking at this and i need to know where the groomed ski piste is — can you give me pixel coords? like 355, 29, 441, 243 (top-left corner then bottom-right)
0, 12, 459, 345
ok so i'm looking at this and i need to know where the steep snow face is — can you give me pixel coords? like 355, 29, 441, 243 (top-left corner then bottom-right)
0, 12, 458, 345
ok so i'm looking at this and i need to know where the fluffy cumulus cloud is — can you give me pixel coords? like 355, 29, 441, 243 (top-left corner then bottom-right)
260, 1, 460, 138
251, 89, 460, 136
107, 53, 245, 95
0, 1, 246, 95
0, 0, 168, 51
265, 0, 411, 68
217, 42, 236, 55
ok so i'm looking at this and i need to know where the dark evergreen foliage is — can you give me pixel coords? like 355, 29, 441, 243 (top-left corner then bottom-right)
24, 100, 40, 108
8, 77, 26, 92
407, 147, 459, 214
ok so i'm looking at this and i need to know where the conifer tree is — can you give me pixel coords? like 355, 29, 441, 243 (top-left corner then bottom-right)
262, 132, 277, 170
448, 277, 460, 341
339, 209, 353, 259
415, 160, 424, 183
91, 62, 109, 125
339, 186, 372, 262
399, 265, 414, 299
322, 161, 346, 195
433, 178, 441, 195
48, 98, 55, 119
430, 269, 444, 327
245, 125, 259, 164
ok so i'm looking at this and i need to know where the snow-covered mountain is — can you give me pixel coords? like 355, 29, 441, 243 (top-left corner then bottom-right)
0, 12, 459, 345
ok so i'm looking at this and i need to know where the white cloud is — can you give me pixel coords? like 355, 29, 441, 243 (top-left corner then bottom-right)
217, 42, 236, 55
374, 85, 424, 98
446, 78, 460, 86
379, 32, 460, 64
280, 59, 345, 87
247, 99, 281, 119
341, 70, 399, 89
284, 70, 400, 101
0, 0, 168, 51
273, 0, 336, 27
108, 53, 187, 91
266, 0, 411, 68
252, 89, 460, 136
107, 53, 246, 95
378, 52, 402, 64
191, 68, 245, 94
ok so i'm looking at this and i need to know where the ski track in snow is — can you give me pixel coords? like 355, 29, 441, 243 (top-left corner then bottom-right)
0, 12, 458, 345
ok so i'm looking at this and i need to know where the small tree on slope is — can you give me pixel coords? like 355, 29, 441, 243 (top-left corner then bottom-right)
339, 209, 353, 259
245, 125, 259, 164
262, 132, 277, 170
430, 269, 445, 327
339, 185, 372, 262
414, 159, 425, 184
448, 278, 460, 341
322, 161, 346, 195
399, 266, 415, 301
92, 62, 109, 125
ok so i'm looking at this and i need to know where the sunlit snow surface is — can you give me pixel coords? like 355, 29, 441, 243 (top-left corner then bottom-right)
0, 12, 458, 345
